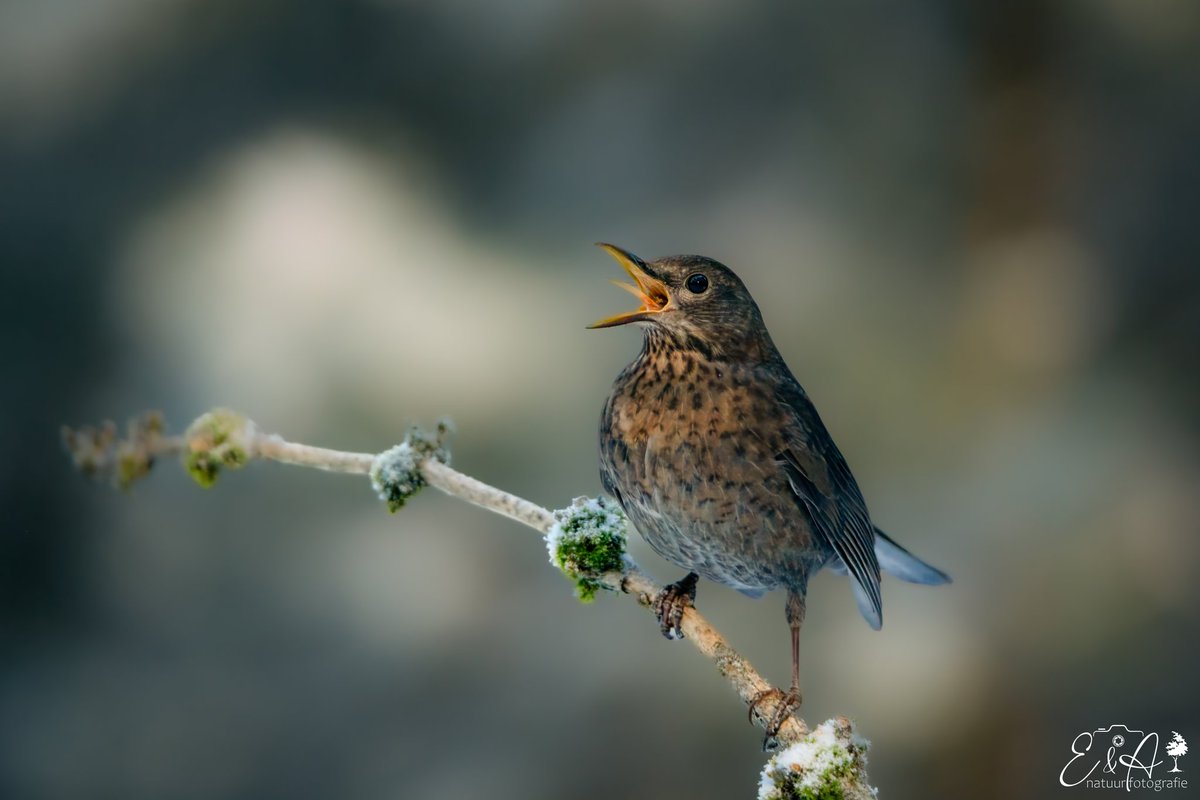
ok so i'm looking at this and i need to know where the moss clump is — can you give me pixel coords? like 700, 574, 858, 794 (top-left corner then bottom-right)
182, 409, 252, 488
546, 497, 628, 602
757, 719, 874, 800
369, 421, 452, 512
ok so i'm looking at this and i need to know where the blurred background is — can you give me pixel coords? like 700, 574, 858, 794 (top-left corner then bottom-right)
3, 1, 1198, 797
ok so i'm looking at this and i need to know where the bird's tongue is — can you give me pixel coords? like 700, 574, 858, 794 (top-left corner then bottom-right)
588, 242, 669, 328
611, 279, 664, 312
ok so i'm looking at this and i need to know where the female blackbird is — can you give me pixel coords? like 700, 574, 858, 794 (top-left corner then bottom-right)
591, 243, 950, 729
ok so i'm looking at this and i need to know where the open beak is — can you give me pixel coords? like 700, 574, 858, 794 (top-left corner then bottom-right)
588, 243, 671, 329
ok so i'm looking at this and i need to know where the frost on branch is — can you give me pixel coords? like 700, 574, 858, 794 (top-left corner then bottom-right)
60, 407, 879, 794
546, 496, 628, 602
757, 718, 875, 800
370, 420, 453, 511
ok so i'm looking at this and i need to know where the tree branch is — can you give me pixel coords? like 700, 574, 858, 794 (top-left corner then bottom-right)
62, 409, 877, 798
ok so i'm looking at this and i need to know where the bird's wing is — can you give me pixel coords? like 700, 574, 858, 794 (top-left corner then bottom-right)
773, 380, 882, 629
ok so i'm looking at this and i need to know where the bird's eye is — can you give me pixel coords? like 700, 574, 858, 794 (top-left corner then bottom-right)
686, 273, 709, 294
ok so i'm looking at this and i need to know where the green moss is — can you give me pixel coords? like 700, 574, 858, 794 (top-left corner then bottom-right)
370, 443, 424, 512
556, 532, 624, 601
547, 497, 628, 603
758, 720, 873, 800
369, 422, 452, 512
781, 761, 849, 800
182, 409, 250, 488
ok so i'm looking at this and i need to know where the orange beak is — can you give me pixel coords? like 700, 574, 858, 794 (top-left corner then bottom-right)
588, 243, 671, 329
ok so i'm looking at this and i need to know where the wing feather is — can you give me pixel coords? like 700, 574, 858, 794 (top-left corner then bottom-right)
778, 448, 882, 628
770, 373, 883, 629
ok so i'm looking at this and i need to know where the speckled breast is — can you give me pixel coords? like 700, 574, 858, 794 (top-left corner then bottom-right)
599, 343, 825, 593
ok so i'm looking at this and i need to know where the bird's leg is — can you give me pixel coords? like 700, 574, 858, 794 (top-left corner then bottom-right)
652, 572, 698, 640
749, 589, 806, 748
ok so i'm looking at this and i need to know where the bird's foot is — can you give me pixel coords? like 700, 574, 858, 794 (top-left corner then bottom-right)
652, 572, 698, 640
748, 686, 803, 750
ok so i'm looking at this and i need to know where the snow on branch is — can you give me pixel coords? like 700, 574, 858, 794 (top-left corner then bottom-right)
62, 408, 878, 798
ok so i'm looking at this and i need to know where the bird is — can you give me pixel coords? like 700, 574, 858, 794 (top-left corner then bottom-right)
590, 243, 950, 737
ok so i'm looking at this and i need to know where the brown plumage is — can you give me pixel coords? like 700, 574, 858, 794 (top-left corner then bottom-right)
591, 243, 949, 731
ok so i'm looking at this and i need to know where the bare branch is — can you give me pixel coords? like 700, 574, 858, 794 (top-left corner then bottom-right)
254, 434, 374, 474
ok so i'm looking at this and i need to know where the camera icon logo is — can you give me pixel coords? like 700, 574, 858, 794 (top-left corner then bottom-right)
1094, 724, 1145, 754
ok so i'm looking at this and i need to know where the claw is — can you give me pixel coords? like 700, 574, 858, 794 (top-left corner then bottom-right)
749, 686, 803, 750
651, 572, 698, 640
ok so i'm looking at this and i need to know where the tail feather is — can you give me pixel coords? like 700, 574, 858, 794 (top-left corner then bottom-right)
850, 578, 884, 630
873, 527, 951, 585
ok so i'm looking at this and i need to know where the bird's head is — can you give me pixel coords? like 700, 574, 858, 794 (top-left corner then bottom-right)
588, 243, 772, 357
